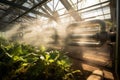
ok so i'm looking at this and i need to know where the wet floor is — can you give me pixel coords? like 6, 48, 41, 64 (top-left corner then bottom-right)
50, 43, 114, 80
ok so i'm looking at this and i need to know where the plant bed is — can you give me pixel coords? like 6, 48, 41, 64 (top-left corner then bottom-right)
0, 37, 82, 80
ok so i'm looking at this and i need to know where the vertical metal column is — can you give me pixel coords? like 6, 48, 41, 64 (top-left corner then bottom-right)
110, 0, 116, 26
116, 0, 120, 79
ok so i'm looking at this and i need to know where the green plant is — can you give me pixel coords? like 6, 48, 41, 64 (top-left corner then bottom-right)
0, 37, 81, 80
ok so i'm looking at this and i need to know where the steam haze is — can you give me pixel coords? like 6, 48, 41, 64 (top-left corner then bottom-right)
4, 19, 68, 48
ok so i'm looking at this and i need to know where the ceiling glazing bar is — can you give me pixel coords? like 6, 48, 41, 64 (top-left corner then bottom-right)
60, 0, 82, 21
0, 0, 27, 19
0, 0, 51, 18
9, 0, 49, 23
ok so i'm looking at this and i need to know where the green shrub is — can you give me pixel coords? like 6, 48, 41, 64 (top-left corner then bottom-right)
0, 37, 81, 80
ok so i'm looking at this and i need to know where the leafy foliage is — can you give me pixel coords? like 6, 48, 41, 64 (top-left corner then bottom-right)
0, 37, 81, 80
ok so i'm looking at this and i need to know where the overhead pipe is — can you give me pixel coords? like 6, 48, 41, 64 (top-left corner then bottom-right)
70, 34, 96, 39
66, 19, 109, 47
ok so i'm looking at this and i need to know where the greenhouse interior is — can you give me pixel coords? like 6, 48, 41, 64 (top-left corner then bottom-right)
0, 0, 119, 80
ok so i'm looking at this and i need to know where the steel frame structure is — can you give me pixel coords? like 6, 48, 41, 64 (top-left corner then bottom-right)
0, 0, 110, 29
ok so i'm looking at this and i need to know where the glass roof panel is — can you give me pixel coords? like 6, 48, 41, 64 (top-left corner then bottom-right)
16, 0, 111, 22
22, 2, 32, 8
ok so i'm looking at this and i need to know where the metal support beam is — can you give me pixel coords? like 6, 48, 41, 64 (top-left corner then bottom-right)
40, 6, 51, 15
44, 4, 53, 14
36, 1, 60, 22
60, 0, 82, 21
0, 0, 51, 18
0, 0, 26, 19
36, 0, 60, 22
40, 6, 59, 21
110, 0, 117, 72
110, 0, 116, 27
9, 0, 49, 23
0, 0, 26, 21
43, 4, 60, 22
114, 0, 119, 79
